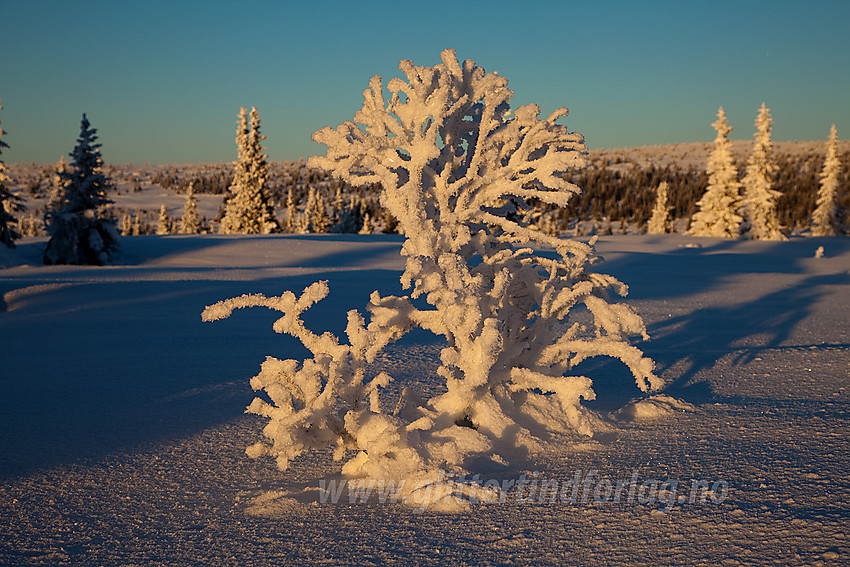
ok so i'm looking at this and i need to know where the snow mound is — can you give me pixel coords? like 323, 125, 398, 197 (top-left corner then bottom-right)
244, 491, 305, 517
615, 394, 695, 421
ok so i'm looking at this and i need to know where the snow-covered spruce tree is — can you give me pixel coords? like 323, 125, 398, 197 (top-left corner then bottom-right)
739, 103, 786, 240
203, 50, 660, 508
688, 107, 742, 237
44, 114, 119, 264
0, 100, 24, 248
811, 124, 843, 236
156, 204, 171, 235
180, 184, 201, 234
358, 211, 374, 234
121, 213, 132, 236
47, 156, 71, 214
331, 187, 360, 233
310, 188, 330, 233
220, 107, 279, 234
284, 187, 297, 233
646, 181, 671, 234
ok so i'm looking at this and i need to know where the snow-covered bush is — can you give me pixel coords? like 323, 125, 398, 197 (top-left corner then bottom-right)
688, 107, 742, 238
43, 114, 119, 265
204, 50, 659, 508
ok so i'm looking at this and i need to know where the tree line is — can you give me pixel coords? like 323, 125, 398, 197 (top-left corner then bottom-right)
1, 103, 846, 263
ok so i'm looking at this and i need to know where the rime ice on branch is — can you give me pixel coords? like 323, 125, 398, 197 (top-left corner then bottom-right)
204, 50, 660, 508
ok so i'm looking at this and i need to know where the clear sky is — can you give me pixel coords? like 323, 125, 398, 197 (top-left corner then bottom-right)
2, 0, 848, 164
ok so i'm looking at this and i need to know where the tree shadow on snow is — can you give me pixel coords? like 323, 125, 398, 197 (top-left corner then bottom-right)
584, 237, 850, 408
643, 271, 850, 404
0, 267, 409, 479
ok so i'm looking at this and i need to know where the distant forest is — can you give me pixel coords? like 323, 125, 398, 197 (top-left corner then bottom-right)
8, 146, 849, 236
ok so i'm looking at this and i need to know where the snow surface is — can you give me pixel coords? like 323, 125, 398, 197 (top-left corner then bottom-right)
1, 233, 849, 565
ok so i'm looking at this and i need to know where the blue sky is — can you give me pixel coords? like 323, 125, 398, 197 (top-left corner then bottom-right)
2, 0, 848, 164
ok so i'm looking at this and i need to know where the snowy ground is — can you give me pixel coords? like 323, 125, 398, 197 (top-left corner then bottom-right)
0, 234, 848, 566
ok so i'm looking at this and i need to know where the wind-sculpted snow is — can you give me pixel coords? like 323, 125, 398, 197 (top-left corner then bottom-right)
205, 50, 660, 509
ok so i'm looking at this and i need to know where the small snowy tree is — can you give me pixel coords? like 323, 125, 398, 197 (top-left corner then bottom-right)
358, 211, 374, 234
0, 100, 24, 248
44, 114, 119, 264
180, 184, 201, 234
331, 187, 360, 233
220, 107, 279, 234
647, 181, 671, 234
156, 204, 171, 235
121, 213, 132, 236
297, 186, 319, 233
284, 187, 297, 233
688, 107, 742, 237
310, 188, 330, 233
204, 50, 660, 508
811, 124, 843, 236
739, 103, 786, 240
46, 156, 71, 214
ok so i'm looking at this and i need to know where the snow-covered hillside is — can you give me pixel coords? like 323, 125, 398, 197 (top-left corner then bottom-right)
591, 139, 850, 170
1, 234, 848, 565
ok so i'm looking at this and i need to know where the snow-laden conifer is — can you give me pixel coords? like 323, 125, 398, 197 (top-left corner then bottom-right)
220, 107, 279, 234
688, 107, 742, 237
740, 103, 786, 240
121, 213, 132, 236
0, 100, 24, 248
284, 187, 297, 233
156, 204, 171, 235
358, 211, 373, 234
46, 156, 70, 214
310, 189, 329, 233
298, 186, 319, 233
44, 114, 119, 264
331, 187, 360, 233
180, 184, 201, 234
811, 124, 843, 236
204, 50, 660, 509
647, 181, 671, 234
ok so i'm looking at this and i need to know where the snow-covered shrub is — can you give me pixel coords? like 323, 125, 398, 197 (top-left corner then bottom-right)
43, 114, 119, 265
204, 50, 660, 509
688, 107, 742, 238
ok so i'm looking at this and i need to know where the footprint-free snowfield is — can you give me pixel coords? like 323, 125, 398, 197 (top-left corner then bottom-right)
1, 234, 848, 566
